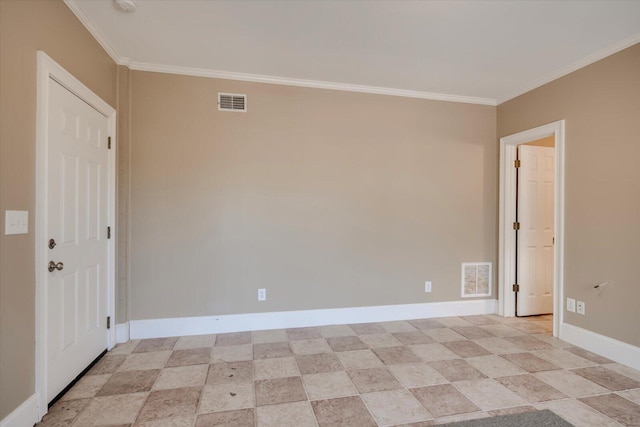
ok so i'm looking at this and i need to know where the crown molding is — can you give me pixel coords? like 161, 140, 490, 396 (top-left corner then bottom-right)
128, 61, 497, 106
497, 32, 640, 105
64, 0, 121, 64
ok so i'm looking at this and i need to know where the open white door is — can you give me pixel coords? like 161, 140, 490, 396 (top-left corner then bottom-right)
517, 145, 555, 316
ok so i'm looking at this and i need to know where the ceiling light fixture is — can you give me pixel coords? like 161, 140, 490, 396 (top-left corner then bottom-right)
113, 0, 137, 13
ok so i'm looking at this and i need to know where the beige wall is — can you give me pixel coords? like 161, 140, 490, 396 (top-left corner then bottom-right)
499, 43, 640, 347
0, 0, 116, 418
129, 71, 497, 320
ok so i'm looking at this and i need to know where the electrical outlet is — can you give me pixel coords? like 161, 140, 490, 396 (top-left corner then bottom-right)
258, 288, 266, 301
566, 298, 576, 313
424, 281, 432, 293
576, 301, 585, 315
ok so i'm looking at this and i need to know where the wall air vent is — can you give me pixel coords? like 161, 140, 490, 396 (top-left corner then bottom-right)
461, 262, 492, 298
218, 93, 247, 112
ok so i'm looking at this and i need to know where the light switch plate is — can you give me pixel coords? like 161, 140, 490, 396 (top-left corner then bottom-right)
424, 281, 432, 292
5, 210, 28, 235
566, 298, 576, 313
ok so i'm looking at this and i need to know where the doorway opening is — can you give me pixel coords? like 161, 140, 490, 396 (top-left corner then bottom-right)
498, 121, 565, 337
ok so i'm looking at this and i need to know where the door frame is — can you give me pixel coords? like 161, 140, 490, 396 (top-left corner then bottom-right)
498, 120, 565, 337
34, 51, 116, 420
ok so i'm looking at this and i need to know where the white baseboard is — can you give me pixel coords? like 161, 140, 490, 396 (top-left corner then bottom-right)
129, 299, 497, 340
0, 394, 37, 427
116, 322, 130, 343
560, 322, 640, 371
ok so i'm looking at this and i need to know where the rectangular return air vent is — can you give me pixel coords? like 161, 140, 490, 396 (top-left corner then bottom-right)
461, 262, 492, 298
218, 93, 247, 112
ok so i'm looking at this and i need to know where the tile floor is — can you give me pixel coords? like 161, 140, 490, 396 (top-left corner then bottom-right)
37, 314, 640, 426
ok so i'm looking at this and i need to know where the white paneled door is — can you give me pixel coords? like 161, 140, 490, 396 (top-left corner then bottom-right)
46, 78, 110, 402
517, 145, 555, 316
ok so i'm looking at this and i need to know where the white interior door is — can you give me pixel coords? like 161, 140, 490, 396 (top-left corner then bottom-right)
46, 78, 110, 402
517, 145, 555, 316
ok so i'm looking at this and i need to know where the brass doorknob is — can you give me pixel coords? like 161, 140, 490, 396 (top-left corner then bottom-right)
48, 261, 64, 272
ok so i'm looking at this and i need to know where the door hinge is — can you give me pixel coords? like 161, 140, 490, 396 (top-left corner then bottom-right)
107, 226, 111, 239
514, 159, 521, 168
107, 316, 111, 329
513, 284, 520, 292
513, 222, 520, 230
108, 136, 112, 150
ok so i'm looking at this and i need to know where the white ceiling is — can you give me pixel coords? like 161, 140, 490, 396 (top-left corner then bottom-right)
66, 0, 640, 105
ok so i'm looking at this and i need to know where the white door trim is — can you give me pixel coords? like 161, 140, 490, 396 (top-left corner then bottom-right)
498, 120, 565, 337
35, 51, 116, 421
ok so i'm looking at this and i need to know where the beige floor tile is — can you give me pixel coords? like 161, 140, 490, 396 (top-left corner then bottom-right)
287, 327, 322, 341
166, 348, 212, 367
320, 324, 357, 338
534, 369, 609, 397
336, 349, 384, 370
134, 338, 178, 353
473, 337, 525, 354
137, 387, 201, 421
410, 384, 479, 418
359, 333, 403, 348
303, 371, 358, 400
254, 356, 300, 380
327, 336, 368, 352
580, 393, 640, 426
39, 399, 89, 426
487, 405, 537, 417
362, 389, 432, 426
349, 323, 386, 335
617, 388, 640, 405
573, 366, 640, 391
174, 334, 216, 350
603, 363, 640, 382
453, 378, 528, 411
451, 327, 495, 340
253, 342, 293, 359
256, 401, 317, 427
135, 416, 195, 427
434, 317, 474, 328
388, 363, 447, 388
407, 319, 445, 330
252, 329, 289, 344
497, 374, 567, 402
477, 324, 522, 337
409, 343, 460, 362
118, 351, 172, 372
532, 348, 595, 369
88, 355, 127, 375
290, 338, 332, 355
503, 335, 553, 351
311, 396, 377, 427
509, 322, 549, 334
536, 398, 624, 427
97, 369, 159, 396
372, 346, 421, 365
207, 360, 253, 385
442, 341, 491, 358
460, 315, 500, 326
153, 364, 208, 390
72, 393, 148, 426
432, 411, 489, 424
531, 334, 573, 348
199, 382, 255, 413
210, 344, 253, 363
61, 374, 110, 401
296, 352, 343, 374
195, 409, 254, 427
215, 332, 251, 347
421, 328, 466, 343
565, 347, 613, 364
465, 355, 527, 378
391, 332, 434, 345
255, 376, 307, 406
380, 321, 418, 333
348, 367, 403, 393
108, 340, 140, 355
499, 352, 558, 372
428, 359, 486, 382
